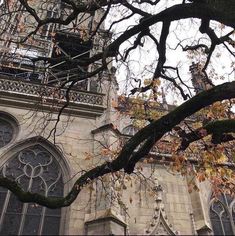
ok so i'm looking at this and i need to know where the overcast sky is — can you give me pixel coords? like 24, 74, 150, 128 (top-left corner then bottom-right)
106, 1, 235, 105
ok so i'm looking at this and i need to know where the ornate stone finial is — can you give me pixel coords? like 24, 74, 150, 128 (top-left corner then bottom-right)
153, 184, 163, 193
145, 184, 177, 235
189, 62, 212, 94
154, 184, 163, 206
161, 87, 168, 110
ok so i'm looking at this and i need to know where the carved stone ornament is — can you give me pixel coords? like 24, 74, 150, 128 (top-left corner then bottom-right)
0, 145, 63, 235
145, 185, 178, 235
0, 77, 104, 106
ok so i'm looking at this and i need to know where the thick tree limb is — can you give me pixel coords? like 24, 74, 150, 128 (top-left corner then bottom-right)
86, 1, 235, 73
2, 81, 235, 208
178, 120, 235, 150
17, 1, 235, 77
154, 20, 170, 77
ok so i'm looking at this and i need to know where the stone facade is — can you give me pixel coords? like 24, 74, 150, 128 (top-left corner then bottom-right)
0, 68, 224, 235
0, 2, 234, 235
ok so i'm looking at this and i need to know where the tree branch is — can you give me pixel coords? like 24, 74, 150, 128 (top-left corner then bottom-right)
178, 119, 235, 150
2, 81, 235, 208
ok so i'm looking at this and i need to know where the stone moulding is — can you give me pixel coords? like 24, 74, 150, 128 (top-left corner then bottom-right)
0, 76, 105, 117
84, 209, 127, 235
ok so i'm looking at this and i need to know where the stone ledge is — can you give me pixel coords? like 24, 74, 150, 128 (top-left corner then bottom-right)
85, 208, 126, 226
0, 76, 105, 117
84, 209, 127, 235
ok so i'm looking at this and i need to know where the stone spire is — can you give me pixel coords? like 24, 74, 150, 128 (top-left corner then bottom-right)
161, 87, 168, 110
189, 62, 212, 94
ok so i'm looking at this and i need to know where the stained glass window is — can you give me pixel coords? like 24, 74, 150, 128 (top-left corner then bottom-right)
0, 119, 14, 148
0, 145, 64, 235
210, 194, 235, 235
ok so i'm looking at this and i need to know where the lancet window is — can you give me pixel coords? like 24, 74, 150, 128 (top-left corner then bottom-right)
209, 194, 235, 235
0, 145, 64, 235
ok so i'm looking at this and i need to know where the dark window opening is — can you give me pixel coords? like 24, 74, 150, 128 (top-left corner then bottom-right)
210, 194, 235, 236
51, 32, 92, 69
0, 145, 64, 235
48, 32, 93, 88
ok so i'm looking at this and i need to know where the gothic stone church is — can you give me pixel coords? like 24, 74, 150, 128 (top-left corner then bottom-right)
0, 1, 234, 235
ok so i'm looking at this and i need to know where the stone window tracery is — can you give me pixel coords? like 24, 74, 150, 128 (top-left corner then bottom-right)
0, 144, 64, 235
209, 194, 235, 235
0, 118, 14, 148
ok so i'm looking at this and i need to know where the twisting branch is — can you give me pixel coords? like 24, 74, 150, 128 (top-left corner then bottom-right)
46, 80, 76, 143
2, 81, 235, 208
124, 136, 155, 173
199, 19, 235, 71
107, 12, 135, 32
162, 66, 193, 98
130, 83, 152, 95
18, 0, 123, 28
19, 0, 41, 22
161, 73, 189, 100
178, 120, 235, 151
146, 31, 159, 47
154, 20, 170, 78
136, 0, 161, 6
18, 2, 235, 74
121, 0, 151, 17
86, 1, 235, 72
182, 44, 210, 54
124, 29, 149, 61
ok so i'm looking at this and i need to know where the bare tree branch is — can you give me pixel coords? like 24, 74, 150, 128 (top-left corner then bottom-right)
1, 81, 235, 207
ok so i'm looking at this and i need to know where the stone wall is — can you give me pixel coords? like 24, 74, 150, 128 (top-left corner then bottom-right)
0, 95, 214, 235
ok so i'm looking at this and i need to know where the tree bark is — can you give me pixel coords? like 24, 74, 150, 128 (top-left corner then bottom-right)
1, 81, 235, 208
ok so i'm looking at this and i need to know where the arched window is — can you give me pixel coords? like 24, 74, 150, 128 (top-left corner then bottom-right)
0, 119, 13, 148
209, 194, 235, 235
0, 112, 19, 148
0, 144, 64, 235
0, 112, 18, 148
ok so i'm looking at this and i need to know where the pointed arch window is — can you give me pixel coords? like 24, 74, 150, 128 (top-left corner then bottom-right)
0, 118, 14, 148
209, 194, 235, 235
0, 144, 64, 235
